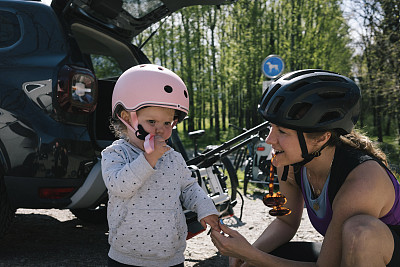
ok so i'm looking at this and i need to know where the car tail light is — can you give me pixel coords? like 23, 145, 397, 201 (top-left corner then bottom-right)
256, 146, 265, 151
57, 65, 98, 114
39, 187, 76, 199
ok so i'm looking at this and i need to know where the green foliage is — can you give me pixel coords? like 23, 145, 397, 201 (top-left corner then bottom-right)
131, 0, 400, 160
137, 0, 354, 136
351, 0, 400, 144
91, 55, 122, 78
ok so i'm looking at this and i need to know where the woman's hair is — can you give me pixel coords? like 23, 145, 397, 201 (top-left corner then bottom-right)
307, 130, 388, 166
339, 130, 388, 166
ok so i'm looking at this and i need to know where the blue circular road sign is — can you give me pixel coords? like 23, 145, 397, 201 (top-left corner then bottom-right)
262, 55, 285, 78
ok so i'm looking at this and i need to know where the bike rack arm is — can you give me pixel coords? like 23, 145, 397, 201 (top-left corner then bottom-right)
186, 121, 271, 166
196, 135, 259, 168
220, 135, 258, 159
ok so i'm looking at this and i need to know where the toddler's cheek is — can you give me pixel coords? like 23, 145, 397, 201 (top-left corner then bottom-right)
164, 127, 173, 137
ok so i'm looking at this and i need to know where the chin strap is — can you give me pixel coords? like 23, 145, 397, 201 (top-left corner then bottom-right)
281, 165, 289, 181
281, 130, 329, 181
118, 113, 154, 154
135, 124, 149, 140
118, 113, 178, 154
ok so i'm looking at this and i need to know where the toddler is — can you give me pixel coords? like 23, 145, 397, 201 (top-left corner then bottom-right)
101, 64, 220, 267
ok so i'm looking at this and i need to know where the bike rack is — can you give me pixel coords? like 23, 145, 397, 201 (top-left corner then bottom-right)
186, 121, 271, 168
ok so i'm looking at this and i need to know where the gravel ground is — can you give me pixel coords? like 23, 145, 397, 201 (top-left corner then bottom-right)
0, 192, 323, 267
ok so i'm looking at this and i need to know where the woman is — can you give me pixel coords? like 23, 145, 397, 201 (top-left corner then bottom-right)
211, 69, 400, 266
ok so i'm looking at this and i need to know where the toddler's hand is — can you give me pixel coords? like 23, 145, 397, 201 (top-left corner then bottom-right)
200, 214, 220, 233
144, 135, 169, 167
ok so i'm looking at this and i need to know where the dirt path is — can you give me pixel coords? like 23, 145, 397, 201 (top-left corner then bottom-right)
0, 193, 322, 266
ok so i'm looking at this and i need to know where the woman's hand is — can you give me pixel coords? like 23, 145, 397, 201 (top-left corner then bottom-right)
229, 257, 248, 267
211, 222, 254, 261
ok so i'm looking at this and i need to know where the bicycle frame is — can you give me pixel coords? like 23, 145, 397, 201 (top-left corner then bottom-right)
186, 121, 271, 168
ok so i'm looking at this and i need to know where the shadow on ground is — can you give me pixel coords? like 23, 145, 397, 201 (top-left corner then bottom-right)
0, 212, 231, 267
0, 213, 109, 266
185, 252, 228, 266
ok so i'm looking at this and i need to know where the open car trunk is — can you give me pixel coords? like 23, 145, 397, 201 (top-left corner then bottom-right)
57, 0, 234, 149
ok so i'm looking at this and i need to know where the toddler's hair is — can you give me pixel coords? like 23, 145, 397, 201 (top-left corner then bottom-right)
109, 116, 129, 141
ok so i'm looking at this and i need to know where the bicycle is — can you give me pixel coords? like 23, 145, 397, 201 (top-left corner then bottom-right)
229, 123, 276, 196
168, 121, 271, 226
169, 127, 239, 210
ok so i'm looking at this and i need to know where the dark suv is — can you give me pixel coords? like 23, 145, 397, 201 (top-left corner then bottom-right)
0, 0, 231, 238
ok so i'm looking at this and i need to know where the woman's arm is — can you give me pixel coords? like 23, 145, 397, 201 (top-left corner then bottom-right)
252, 166, 305, 252
212, 166, 311, 267
316, 160, 395, 267
212, 223, 316, 267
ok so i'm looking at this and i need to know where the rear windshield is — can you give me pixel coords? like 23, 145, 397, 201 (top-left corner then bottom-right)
122, 0, 163, 18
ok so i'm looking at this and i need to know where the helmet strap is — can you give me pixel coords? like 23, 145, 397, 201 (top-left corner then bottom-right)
117, 113, 150, 141
135, 124, 149, 140
292, 131, 329, 167
281, 165, 289, 181
281, 131, 329, 182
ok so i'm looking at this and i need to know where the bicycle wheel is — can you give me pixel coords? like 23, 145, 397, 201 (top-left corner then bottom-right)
233, 147, 247, 172
220, 156, 238, 201
243, 157, 253, 196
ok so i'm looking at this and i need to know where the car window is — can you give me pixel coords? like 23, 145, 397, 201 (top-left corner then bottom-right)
0, 10, 21, 48
91, 55, 123, 79
122, 0, 163, 19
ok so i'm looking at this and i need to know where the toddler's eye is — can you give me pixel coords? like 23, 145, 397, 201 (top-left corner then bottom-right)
148, 120, 156, 125
165, 121, 172, 126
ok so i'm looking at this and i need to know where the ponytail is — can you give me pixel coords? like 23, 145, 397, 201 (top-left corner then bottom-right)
308, 129, 388, 166
339, 130, 388, 166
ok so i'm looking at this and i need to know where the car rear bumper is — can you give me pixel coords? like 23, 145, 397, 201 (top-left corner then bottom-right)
4, 162, 106, 209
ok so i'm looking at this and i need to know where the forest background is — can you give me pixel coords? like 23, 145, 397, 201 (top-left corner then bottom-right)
95, 0, 400, 169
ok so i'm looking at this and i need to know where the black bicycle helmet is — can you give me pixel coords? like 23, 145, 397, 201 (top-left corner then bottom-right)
258, 69, 361, 135
258, 69, 361, 179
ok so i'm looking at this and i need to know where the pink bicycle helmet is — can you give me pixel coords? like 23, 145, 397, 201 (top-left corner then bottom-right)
112, 64, 189, 122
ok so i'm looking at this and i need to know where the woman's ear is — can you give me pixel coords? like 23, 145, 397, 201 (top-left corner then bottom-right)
317, 132, 331, 146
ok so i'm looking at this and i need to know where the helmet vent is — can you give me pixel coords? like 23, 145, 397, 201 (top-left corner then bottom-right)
288, 103, 312, 119
261, 83, 281, 111
268, 96, 284, 115
286, 81, 309, 92
164, 85, 173, 93
184, 90, 188, 98
318, 90, 346, 99
318, 111, 341, 124
318, 75, 347, 83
